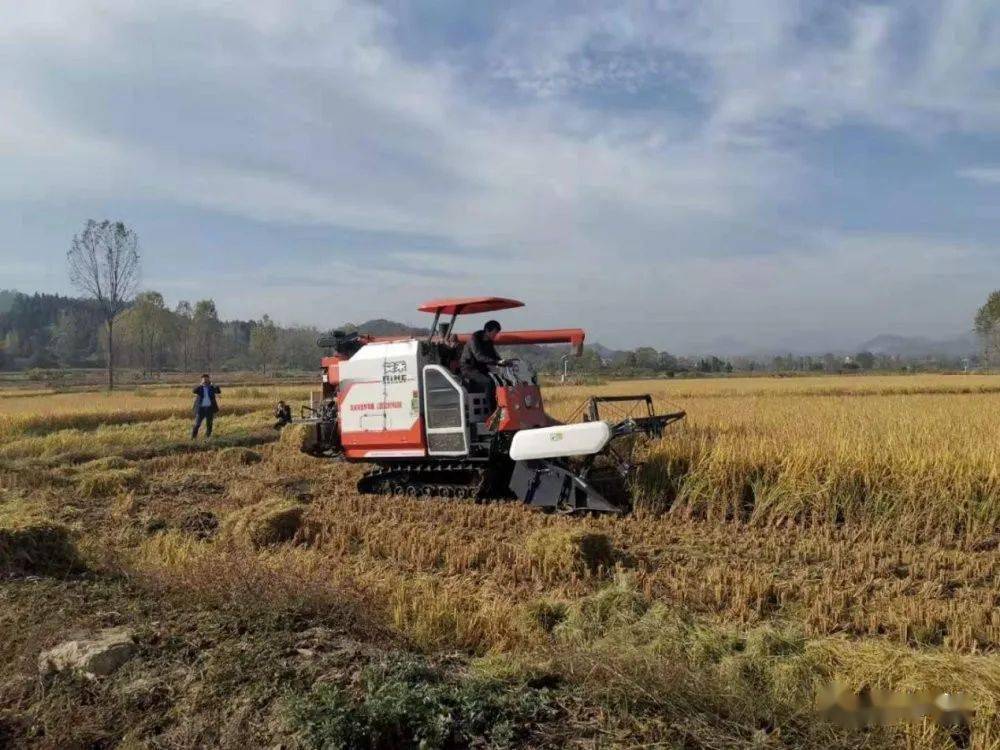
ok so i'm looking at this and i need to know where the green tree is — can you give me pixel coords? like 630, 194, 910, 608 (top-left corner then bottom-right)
633, 347, 660, 369
697, 355, 729, 373
191, 300, 221, 371
854, 351, 876, 370
118, 291, 174, 376
66, 220, 141, 390
174, 301, 194, 374
51, 308, 93, 366
974, 291, 1000, 367
3, 331, 20, 360
249, 314, 279, 373
278, 325, 321, 370
218, 320, 253, 368
576, 348, 603, 371
0, 289, 16, 314
657, 351, 678, 372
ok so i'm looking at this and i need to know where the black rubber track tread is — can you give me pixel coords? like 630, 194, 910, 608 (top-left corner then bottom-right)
357, 461, 488, 501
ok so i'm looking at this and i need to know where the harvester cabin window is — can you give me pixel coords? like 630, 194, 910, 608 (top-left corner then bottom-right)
424, 368, 462, 429
423, 366, 468, 456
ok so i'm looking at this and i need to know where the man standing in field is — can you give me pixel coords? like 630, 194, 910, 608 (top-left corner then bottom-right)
191, 373, 221, 439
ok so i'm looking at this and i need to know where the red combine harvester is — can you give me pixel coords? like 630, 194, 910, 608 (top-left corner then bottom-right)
298, 296, 685, 514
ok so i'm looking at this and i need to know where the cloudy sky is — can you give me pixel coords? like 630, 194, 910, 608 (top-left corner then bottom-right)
1, 1, 998, 352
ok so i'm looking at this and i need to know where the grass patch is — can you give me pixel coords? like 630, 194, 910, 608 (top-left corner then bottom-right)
82, 455, 135, 471
127, 532, 374, 626
524, 598, 569, 634
215, 447, 263, 466
545, 580, 997, 748
287, 652, 556, 749
554, 577, 649, 641
77, 468, 145, 498
0, 497, 81, 576
220, 498, 307, 549
523, 526, 615, 578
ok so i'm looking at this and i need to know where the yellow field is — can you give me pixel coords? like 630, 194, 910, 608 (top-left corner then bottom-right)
1, 373, 999, 748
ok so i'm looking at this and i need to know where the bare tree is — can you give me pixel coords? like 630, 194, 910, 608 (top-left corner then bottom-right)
67, 220, 141, 390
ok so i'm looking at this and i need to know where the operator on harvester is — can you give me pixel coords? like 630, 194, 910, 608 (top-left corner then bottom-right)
459, 319, 511, 411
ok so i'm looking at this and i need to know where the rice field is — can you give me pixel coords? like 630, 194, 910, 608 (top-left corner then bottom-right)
1, 373, 999, 748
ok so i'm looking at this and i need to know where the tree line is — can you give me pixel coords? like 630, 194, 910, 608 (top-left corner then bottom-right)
0, 220, 327, 384
532, 347, 966, 379
1, 285, 992, 380
4, 218, 1000, 384
975, 291, 1000, 366
0, 289, 321, 376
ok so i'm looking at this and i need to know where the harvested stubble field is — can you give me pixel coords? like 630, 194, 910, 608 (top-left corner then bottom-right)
1, 374, 999, 749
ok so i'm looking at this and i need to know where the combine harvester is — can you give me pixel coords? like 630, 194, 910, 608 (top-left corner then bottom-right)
298, 297, 684, 514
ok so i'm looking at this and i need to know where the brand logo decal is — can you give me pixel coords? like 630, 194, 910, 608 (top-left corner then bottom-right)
383, 359, 408, 384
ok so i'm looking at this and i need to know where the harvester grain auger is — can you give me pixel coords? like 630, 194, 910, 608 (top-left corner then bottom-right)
295, 297, 685, 515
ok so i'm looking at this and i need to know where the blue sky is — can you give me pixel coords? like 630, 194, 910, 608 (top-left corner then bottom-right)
1, 0, 998, 352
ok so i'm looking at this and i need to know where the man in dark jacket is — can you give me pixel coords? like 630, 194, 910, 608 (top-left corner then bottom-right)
459, 320, 509, 408
191, 374, 221, 438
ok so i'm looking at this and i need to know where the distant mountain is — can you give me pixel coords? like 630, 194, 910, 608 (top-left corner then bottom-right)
857, 333, 977, 359
678, 332, 980, 360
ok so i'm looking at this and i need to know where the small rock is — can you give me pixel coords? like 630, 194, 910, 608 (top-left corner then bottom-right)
38, 627, 137, 679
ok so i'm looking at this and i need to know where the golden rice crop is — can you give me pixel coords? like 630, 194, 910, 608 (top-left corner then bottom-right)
544, 378, 1000, 536
3, 374, 1000, 747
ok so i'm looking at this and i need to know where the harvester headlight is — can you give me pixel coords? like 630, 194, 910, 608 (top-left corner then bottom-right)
523, 393, 536, 408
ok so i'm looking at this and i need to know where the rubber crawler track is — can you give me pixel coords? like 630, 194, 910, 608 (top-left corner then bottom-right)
357, 461, 490, 501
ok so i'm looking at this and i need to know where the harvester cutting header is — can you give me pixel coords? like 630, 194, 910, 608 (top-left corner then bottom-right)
298, 296, 685, 514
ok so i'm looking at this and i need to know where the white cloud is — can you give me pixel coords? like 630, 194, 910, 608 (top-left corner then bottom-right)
0, 1, 997, 351
958, 166, 1000, 184
484, 1, 1000, 141
0, 0, 788, 247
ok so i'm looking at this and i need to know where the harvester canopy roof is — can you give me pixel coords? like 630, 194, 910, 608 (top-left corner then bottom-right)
417, 296, 524, 316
